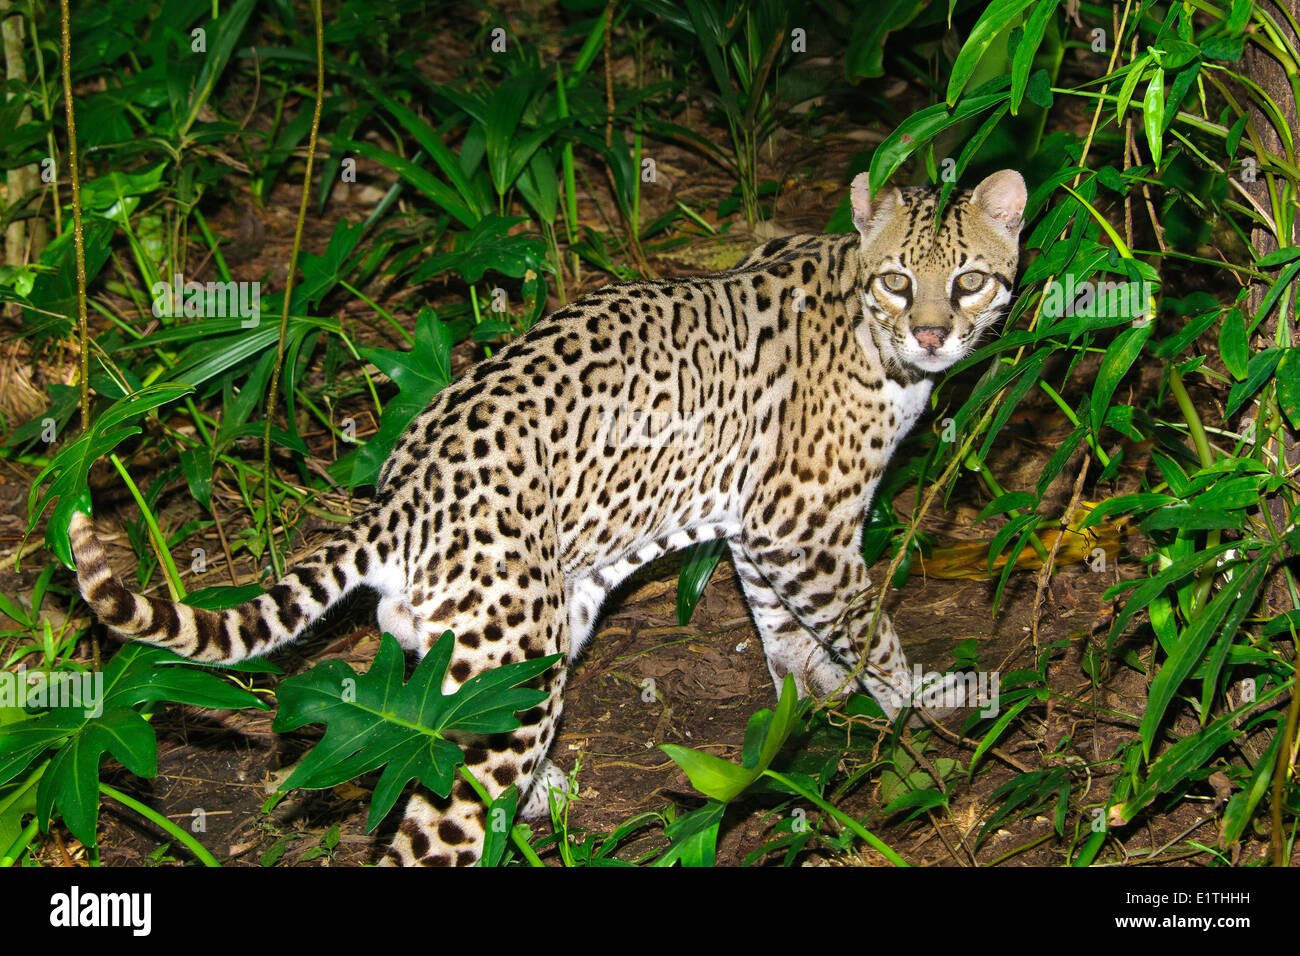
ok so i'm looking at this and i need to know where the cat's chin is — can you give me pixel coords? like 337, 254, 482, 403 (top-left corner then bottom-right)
902, 349, 965, 374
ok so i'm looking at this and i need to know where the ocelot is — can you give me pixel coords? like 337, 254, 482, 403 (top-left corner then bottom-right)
70, 169, 1026, 865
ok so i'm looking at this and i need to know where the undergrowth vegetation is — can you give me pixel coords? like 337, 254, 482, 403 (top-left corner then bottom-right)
0, 0, 1295, 867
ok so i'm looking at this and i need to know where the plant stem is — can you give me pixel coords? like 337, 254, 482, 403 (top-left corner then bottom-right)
456, 765, 545, 867
58, 0, 89, 433
99, 783, 220, 867
261, 0, 324, 580
109, 453, 185, 601
339, 279, 413, 344
762, 769, 908, 866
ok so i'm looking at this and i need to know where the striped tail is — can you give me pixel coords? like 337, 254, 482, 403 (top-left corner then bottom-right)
69, 512, 374, 665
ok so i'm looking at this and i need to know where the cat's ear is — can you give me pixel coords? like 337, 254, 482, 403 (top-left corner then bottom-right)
971, 170, 1026, 233
850, 172, 901, 238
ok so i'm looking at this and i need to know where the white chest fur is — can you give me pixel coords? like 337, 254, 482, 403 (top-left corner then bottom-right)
879, 376, 933, 442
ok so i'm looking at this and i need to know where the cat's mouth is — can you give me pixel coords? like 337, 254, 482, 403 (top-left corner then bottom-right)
896, 328, 968, 373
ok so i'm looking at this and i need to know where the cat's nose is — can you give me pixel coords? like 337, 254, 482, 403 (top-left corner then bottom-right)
912, 326, 948, 351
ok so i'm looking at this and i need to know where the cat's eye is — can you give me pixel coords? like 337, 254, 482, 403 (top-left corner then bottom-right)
879, 273, 910, 293
956, 271, 987, 292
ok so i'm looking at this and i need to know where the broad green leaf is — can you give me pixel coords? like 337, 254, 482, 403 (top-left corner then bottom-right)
845, 0, 927, 79
342, 140, 477, 228
1116, 718, 1239, 824
882, 787, 947, 822
1276, 348, 1300, 429
1114, 57, 1152, 126
1103, 541, 1245, 648
272, 633, 561, 830
1217, 307, 1249, 380
28, 383, 194, 543
1010, 0, 1062, 114
1225, 347, 1282, 418
336, 307, 454, 487
0, 643, 263, 847
947, 0, 1037, 105
868, 86, 1010, 194
658, 744, 754, 803
410, 215, 546, 285
178, 447, 213, 510
1090, 322, 1151, 436
1189, 475, 1263, 511
661, 674, 799, 803
676, 538, 727, 625
975, 492, 1037, 525
1139, 551, 1273, 757
654, 799, 725, 867
1142, 67, 1165, 166
1139, 506, 1245, 532
1221, 722, 1283, 845
479, 785, 519, 867
1256, 245, 1300, 268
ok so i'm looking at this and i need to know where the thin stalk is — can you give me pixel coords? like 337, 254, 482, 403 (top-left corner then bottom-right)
964, 450, 1050, 562
456, 765, 545, 867
1037, 379, 1114, 467
555, 64, 580, 286
192, 208, 233, 284
0, 817, 39, 867
763, 769, 907, 866
109, 454, 185, 601
338, 279, 412, 344
99, 783, 220, 867
58, 0, 89, 433
261, 0, 324, 579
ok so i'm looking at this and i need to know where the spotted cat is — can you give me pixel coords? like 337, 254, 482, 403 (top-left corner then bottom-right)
70, 169, 1026, 865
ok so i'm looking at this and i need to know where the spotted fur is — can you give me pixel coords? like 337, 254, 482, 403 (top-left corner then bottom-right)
70, 169, 1026, 865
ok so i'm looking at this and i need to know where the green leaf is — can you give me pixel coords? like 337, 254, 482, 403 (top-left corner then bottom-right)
1103, 541, 1245, 648
479, 785, 519, 867
411, 215, 546, 285
342, 140, 477, 228
0, 642, 263, 848
1188, 475, 1263, 511
272, 633, 560, 830
676, 538, 727, 625
882, 787, 946, 822
654, 800, 725, 867
1139, 506, 1245, 532
1139, 552, 1273, 757
844, 0, 927, 79
1116, 718, 1239, 824
338, 307, 455, 487
947, 0, 1037, 105
28, 382, 194, 541
36, 709, 157, 846
1221, 721, 1283, 845
868, 86, 1010, 194
1010, 0, 1062, 114
1114, 57, 1151, 127
661, 674, 799, 803
1255, 246, 1300, 268
178, 447, 213, 510
1225, 347, 1282, 418
658, 744, 753, 803
1142, 67, 1165, 167
1090, 323, 1152, 436
1276, 348, 1300, 429
1218, 307, 1249, 380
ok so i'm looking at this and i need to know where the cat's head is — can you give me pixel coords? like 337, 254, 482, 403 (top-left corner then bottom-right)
850, 169, 1026, 375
